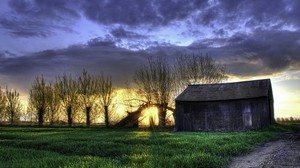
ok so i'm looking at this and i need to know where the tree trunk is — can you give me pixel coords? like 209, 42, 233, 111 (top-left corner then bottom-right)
10, 110, 14, 125
50, 112, 54, 126
158, 104, 167, 126
38, 108, 44, 126
149, 115, 154, 127
104, 105, 109, 128
67, 106, 72, 127
86, 106, 91, 128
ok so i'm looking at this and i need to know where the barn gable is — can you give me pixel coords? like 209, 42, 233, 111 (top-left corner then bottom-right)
175, 79, 274, 131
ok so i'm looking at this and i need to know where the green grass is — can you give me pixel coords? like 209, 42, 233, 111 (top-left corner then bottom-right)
0, 124, 292, 168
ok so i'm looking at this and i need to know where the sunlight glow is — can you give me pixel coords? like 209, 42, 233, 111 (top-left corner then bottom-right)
113, 89, 141, 117
139, 107, 159, 126
272, 85, 300, 118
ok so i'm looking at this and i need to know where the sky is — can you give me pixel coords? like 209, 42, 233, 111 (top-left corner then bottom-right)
0, 0, 300, 118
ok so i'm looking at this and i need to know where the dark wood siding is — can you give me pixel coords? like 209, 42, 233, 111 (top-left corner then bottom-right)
175, 97, 272, 131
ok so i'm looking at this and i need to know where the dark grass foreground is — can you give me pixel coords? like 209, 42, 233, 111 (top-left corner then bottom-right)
0, 125, 292, 168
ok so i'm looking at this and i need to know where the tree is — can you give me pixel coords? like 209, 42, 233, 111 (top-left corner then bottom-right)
175, 54, 227, 93
134, 56, 174, 126
45, 83, 61, 125
78, 69, 98, 128
98, 74, 114, 128
5, 87, 22, 124
29, 76, 47, 126
55, 73, 78, 127
0, 86, 7, 122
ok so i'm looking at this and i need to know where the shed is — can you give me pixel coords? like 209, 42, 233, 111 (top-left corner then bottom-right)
175, 79, 274, 131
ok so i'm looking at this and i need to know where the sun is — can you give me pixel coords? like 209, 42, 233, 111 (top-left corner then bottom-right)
139, 107, 159, 126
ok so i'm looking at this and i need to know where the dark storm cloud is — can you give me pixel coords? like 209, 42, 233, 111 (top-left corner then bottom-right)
8, 0, 80, 21
82, 0, 208, 26
110, 27, 146, 39
87, 36, 117, 48
0, 15, 74, 37
213, 29, 226, 37
191, 0, 300, 32
0, 50, 17, 58
239, 0, 300, 27
0, 0, 79, 37
190, 30, 300, 76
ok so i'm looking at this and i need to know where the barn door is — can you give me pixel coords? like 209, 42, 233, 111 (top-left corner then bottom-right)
243, 105, 252, 128
183, 104, 193, 131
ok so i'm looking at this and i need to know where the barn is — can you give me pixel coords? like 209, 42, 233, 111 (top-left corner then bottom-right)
175, 79, 274, 131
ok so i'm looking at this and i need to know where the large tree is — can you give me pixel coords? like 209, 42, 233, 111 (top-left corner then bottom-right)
134, 56, 174, 126
98, 74, 114, 128
78, 69, 98, 128
55, 73, 78, 127
5, 87, 22, 124
29, 76, 47, 126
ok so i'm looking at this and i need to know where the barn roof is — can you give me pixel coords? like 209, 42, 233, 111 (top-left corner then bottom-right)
175, 79, 272, 101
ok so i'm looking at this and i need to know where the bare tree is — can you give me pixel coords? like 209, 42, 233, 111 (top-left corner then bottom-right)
45, 83, 61, 125
98, 74, 114, 128
134, 64, 154, 104
29, 76, 47, 126
55, 73, 78, 127
134, 56, 174, 126
78, 69, 98, 127
175, 54, 227, 92
5, 87, 22, 124
154, 57, 174, 126
0, 86, 7, 122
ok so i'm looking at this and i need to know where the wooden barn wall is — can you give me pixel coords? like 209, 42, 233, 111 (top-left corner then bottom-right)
175, 98, 272, 131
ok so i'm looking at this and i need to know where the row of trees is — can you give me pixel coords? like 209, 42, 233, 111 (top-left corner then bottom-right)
28, 70, 113, 127
0, 87, 22, 124
1, 54, 227, 127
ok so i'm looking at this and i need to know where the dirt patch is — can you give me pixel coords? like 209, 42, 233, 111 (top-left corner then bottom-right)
228, 128, 300, 168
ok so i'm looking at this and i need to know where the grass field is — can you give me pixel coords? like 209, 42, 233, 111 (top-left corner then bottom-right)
0, 125, 293, 168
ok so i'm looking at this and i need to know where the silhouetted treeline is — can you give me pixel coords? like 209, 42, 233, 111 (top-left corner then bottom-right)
276, 117, 300, 124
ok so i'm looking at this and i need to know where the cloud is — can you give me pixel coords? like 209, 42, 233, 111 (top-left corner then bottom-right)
190, 29, 300, 77
239, 0, 300, 28
87, 36, 117, 48
0, 50, 17, 58
0, 0, 79, 37
82, 0, 208, 26
186, 0, 300, 39
110, 26, 146, 39
0, 15, 74, 37
8, 0, 80, 21
2, 0, 300, 40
